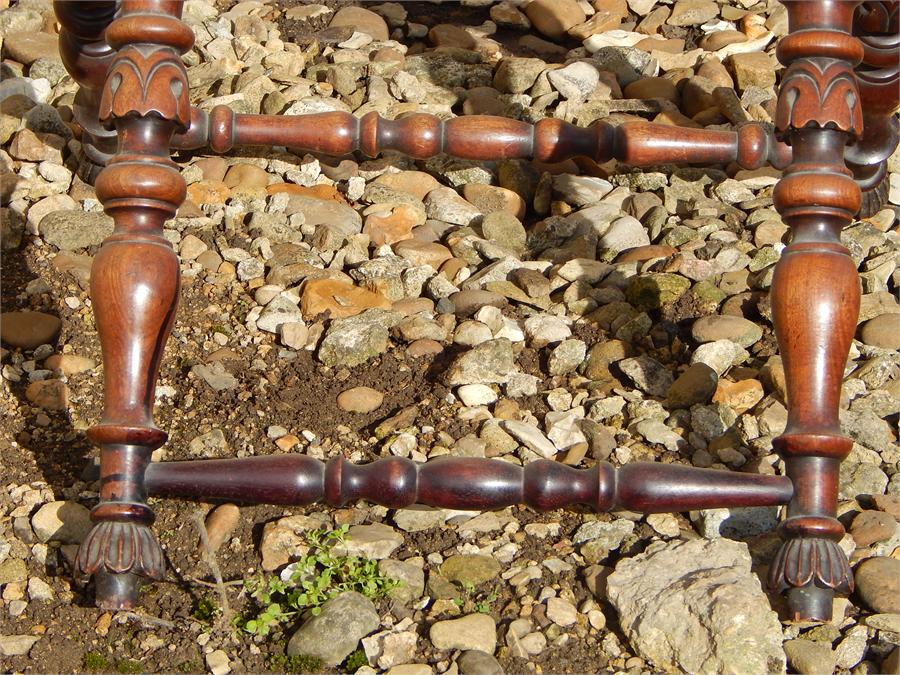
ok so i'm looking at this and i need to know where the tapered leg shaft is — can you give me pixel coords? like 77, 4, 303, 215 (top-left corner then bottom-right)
72, 0, 192, 609
768, 0, 864, 621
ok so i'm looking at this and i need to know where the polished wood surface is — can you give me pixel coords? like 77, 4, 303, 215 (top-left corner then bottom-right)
52, 0, 899, 620
768, 0, 866, 622
143, 455, 793, 513
72, 0, 192, 610
174, 108, 789, 169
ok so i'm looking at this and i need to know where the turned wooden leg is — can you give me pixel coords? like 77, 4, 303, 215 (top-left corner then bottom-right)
849, 1, 900, 216
72, 0, 192, 609
53, 1, 118, 182
767, 0, 864, 621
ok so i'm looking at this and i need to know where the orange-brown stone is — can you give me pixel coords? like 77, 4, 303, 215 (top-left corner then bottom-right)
300, 279, 391, 319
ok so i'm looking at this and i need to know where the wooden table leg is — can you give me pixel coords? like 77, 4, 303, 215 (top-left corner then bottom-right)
72, 0, 192, 609
53, 1, 118, 182
849, 1, 900, 215
768, 0, 864, 622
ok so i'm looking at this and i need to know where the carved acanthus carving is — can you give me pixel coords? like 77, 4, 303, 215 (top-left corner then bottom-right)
99, 46, 191, 130
75, 520, 165, 580
776, 59, 865, 139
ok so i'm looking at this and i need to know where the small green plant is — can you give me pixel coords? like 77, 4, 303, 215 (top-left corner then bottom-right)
265, 652, 324, 674
193, 595, 221, 623
116, 659, 143, 674
453, 581, 498, 614
174, 660, 203, 674
83, 651, 110, 672
343, 649, 369, 673
236, 525, 398, 637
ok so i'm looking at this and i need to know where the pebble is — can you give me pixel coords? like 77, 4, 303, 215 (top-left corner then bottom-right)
337, 386, 385, 413
784, 639, 837, 675
855, 557, 900, 613
691, 315, 763, 347
0, 311, 61, 349
618, 355, 675, 398
445, 339, 517, 386
860, 313, 900, 349
25, 379, 69, 410
441, 554, 501, 586
430, 614, 497, 654
546, 597, 578, 626
203, 504, 240, 553
457, 384, 498, 407
0, 635, 40, 657
31, 501, 92, 544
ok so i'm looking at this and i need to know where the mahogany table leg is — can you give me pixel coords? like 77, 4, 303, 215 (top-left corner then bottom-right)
850, 1, 900, 216
71, 0, 193, 609
767, 0, 863, 621
52, 1, 118, 182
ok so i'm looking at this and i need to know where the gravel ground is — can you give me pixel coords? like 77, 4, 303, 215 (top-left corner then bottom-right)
1, 0, 899, 673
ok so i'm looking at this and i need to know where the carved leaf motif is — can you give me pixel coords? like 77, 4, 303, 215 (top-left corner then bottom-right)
99, 46, 190, 129
75, 521, 166, 580
776, 59, 864, 138
768, 537, 854, 594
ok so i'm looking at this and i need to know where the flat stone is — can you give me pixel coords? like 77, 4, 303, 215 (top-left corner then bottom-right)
457, 650, 504, 675
301, 279, 391, 320
0, 311, 61, 350
39, 210, 114, 250
445, 338, 517, 386
329, 6, 389, 41
860, 313, 900, 350
203, 504, 240, 553
3, 32, 58, 64
501, 420, 557, 458
668, 0, 718, 26
441, 554, 501, 586
547, 61, 600, 101
430, 614, 497, 654
546, 597, 578, 626
43, 354, 96, 376
856, 557, 900, 613
287, 591, 380, 665
480, 212, 527, 255
0, 635, 40, 657
334, 523, 403, 560
712, 379, 764, 413
424, 187, 482, 227
692, 315, 763, 347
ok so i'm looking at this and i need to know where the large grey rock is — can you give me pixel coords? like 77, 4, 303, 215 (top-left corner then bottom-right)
287, 591, 380, 665
607, 538, 785, 674
39, 210, 114, 250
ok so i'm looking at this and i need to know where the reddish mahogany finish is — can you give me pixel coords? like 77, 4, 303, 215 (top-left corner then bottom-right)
53, 0, 899, 622
173, 108, 790, 169
143, 455, 793, 513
